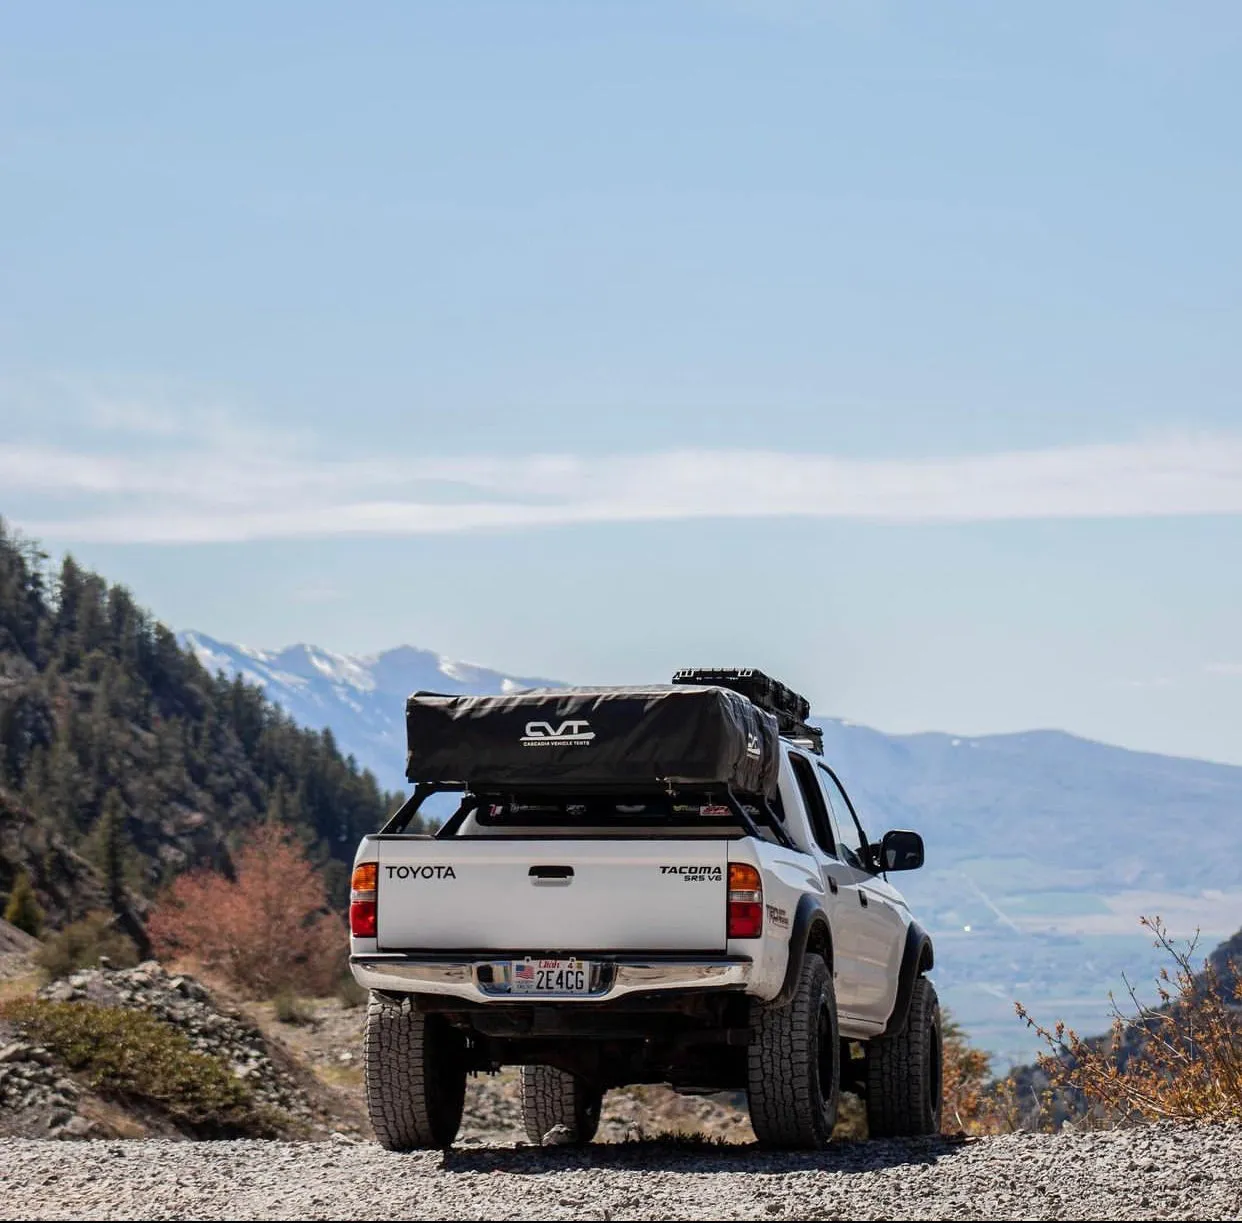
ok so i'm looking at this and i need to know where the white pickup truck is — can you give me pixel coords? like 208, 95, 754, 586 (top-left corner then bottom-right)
349, 671, 938, 1151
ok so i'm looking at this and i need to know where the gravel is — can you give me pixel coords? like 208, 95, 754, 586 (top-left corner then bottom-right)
3, 1123, 1240, 1220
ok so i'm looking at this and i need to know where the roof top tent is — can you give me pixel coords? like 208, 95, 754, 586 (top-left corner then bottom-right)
389, 669, 819, 844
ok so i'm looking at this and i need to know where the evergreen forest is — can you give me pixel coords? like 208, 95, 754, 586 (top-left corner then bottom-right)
0, 517, 411, 926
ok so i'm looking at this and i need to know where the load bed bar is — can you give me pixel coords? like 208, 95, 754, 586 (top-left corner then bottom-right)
379, 781, 795, 849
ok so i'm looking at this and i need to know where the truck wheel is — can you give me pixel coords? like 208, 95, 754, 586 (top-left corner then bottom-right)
865, 976, 943, 1138
364, 992, 467, 1150
747, 952, 840, 1149
520, 1066, 603, 1145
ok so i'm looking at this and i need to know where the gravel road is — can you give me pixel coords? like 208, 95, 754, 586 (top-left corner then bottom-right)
4, 1124, 1241, 1221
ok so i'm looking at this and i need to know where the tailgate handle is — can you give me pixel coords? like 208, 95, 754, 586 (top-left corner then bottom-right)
529, 865, 574, 886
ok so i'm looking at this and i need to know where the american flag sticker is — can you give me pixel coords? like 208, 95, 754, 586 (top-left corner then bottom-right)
513, 960, 535, 985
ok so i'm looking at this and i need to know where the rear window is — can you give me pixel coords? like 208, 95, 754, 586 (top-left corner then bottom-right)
474, 791, 759, 829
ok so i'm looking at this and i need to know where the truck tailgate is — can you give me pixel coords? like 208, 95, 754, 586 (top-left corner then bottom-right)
375, 839, 729, 952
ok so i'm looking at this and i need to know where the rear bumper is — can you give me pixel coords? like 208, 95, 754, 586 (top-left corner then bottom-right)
350, 953, 753, 1003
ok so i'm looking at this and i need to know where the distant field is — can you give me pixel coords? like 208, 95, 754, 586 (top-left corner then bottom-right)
1006, 890, 1242, 937
1002, 892, 1111, 916
927, 915, 1237, 1070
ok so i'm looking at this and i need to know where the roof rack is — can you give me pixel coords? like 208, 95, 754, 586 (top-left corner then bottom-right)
672, 668, 823, 755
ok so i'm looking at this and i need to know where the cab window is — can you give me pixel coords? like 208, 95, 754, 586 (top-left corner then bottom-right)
818, 766, 869, 870
788, 753, 837, 857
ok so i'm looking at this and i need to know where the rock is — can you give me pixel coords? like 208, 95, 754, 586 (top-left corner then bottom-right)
542, 1125, 576, 1146
33, 961, 312, 1122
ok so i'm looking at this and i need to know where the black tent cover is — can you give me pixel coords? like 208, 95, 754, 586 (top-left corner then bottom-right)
405, 685, 780, 797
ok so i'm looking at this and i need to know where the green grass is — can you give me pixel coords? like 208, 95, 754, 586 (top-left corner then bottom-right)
2, 998, 290, 1137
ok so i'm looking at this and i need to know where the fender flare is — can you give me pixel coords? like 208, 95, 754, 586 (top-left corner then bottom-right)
882, 921, 935, 1038
770, 893, 834, 1009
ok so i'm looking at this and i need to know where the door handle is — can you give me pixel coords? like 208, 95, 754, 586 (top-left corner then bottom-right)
529, 865, 574, 887
858, 891, 869, 908
826, 877, 839, 895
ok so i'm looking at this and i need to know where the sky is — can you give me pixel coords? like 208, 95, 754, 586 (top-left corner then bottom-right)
3, 1, 1241, 764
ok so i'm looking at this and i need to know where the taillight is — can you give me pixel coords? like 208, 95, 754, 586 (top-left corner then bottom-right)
727, 862, 763, 939
350, 862, 378, 938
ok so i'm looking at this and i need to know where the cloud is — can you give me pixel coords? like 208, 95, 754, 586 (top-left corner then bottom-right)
1206, 663, 1242, 678
5, 400, 1242, 544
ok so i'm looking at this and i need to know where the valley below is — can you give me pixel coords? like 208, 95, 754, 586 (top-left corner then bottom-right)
900, 871, 1242, 1067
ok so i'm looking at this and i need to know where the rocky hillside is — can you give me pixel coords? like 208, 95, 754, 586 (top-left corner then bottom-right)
0, 958, 362, 1142
0, 791, 122, 932
0, 520, 400, 921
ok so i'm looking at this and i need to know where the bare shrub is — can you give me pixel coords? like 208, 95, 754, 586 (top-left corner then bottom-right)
272, 987, 314, 1026
36, 911, 140, 979
941, 1011, 998, 1133
148, 823, 346, 998
1016, 916, 1242, 1126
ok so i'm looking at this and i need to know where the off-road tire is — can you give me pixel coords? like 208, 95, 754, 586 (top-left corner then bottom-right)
520, 1066, 603, 1145
364, 991, 467, 1150
865, 975, 943, 1138
746, 952, 840, 1149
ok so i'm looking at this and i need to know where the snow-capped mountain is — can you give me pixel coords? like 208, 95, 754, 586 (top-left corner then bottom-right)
178, 631, 560, 792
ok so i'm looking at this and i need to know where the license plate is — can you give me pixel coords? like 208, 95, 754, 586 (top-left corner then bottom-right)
509, 958, 591, 995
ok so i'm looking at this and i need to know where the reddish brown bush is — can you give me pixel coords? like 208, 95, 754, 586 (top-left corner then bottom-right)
148, 823, 346, 998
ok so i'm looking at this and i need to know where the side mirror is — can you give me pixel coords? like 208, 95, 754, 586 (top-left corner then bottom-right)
878, 829, 924, 872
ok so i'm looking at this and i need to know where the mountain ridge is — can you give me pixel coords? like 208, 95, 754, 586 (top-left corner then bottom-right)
179, 631, 1242, 777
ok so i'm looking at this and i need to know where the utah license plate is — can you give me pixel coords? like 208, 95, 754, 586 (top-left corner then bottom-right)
510, 958, 591, 994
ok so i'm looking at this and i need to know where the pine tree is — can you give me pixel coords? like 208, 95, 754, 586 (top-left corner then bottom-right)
4, 870, 45, 937
95, 789, 130, 912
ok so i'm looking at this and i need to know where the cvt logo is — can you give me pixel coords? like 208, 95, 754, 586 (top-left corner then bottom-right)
520, 719, 596, 747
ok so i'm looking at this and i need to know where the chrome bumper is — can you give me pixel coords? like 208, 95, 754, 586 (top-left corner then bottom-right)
349, 954, 752, 1003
